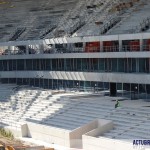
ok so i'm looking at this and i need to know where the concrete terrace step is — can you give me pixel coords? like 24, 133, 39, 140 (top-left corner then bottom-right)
50, 115, 91, 125
74, 105, 112, 113
68, 107, 109, 117
28, 118, 76, 130
106, 116, 143, 124
43, 118, 81, 129
114, 121, 138, 127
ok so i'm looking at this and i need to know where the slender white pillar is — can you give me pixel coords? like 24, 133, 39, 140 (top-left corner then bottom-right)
119, 40, 122, 52
100, 41, 103, 52
140, 39, 143, 51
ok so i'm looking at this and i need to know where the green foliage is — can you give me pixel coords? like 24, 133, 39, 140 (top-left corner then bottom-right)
0, 128, 14, 140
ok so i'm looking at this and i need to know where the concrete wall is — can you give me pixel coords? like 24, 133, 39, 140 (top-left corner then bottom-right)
1, 123, 28, 137
83, 136, 135, 150
0, 119, 117, 149
1, 71, 150, 84
82, 120, 135, 150
26, 120, 99, 148
69, 119, 113, 148
1, 119, 135, 150
21, 124, 28, 137
69, 120, 98, 148
4, 126, 22, 137
27, 122, 70, 147
21, 119, 113, 149
85, 120, 114, 137
0, 52, 149, 60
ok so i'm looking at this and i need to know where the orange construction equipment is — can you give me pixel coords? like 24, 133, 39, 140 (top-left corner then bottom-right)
41, 148, 54, 150
5, 146, 15, 150
0, 143, 15, 150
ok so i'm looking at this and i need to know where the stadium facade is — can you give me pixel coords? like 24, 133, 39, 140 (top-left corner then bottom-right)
0, 32, 150, 99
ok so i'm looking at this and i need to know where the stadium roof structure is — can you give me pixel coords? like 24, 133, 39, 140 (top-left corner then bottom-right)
0, 0, 149, 42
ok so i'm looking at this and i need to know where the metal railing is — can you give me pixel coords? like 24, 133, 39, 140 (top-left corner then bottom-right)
103, 46, 119, 52
143, 45, 150, 51
122, 45, 140, 52
1, 50, 25, 55
1, 45, 150, 56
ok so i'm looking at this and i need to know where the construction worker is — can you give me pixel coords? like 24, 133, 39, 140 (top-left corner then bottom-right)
115, 100, 120, 108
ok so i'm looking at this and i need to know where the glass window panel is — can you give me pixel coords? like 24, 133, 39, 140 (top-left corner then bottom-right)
98, 59, 105, 72
132, 58, 136, 72
112, 59, 117, 72
118, 59, 125, 72
139, 59, 145, 73
17, 60, 24, 70
52, 59, 57, 70
26, 60, 32, 70
76, 59, 82, 71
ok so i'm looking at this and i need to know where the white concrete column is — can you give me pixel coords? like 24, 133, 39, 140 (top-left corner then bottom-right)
67, 43, 72, 52
9, 46, 15, 50
140, 39, 143, 51
66, 43, 70, 49
8, 46, 15, 55
26, 45, 29, 54
119, 40, 122, 52
39, 44, 44, 54
83, 42, 86, 52
100, 41, 103, 52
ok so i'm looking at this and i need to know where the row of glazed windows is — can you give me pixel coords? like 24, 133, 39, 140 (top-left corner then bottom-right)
0, 58, 150, 73
1, 78, 150, 99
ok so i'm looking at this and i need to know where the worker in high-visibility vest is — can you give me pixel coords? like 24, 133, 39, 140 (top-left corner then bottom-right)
115, 100, 120, 108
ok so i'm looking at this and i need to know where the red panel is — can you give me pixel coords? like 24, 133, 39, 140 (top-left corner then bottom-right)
146, 40, 150, 51
103, 41, 114, 52
103, 41, 114, 47
146, 39, 150, 45
85, 42, 100, 52
129, 41, 140, 51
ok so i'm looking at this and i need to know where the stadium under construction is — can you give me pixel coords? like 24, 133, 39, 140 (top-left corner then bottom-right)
0, 0, 150, 150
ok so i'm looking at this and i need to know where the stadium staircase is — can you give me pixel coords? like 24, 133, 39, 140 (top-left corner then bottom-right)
0, 84, 150, 140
